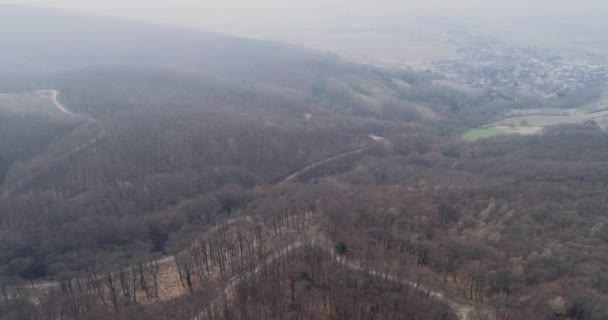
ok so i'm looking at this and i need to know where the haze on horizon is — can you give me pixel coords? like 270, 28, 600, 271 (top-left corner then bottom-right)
1, 0, 607, 36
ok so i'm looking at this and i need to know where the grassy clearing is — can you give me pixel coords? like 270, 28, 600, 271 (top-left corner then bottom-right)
462, 127, 513, 142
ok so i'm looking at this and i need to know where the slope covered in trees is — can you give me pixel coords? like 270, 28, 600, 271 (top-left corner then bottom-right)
0, 7, 462, 281
2, 5, 607, 320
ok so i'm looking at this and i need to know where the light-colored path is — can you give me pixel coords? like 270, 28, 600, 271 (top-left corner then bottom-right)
276, 135, 386, 185
11, 213, 475, 320
194, 233, 474, 320
1, 90, 107, 199
278, 147, 368, 185
36, 90, 74, 116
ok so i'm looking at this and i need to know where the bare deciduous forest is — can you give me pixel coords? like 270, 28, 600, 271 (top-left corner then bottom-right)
1, 5, 608, 320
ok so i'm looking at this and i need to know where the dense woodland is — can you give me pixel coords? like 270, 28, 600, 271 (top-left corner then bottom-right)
1, 5, 608, 320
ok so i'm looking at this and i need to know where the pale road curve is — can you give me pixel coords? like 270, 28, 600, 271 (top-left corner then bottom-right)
277, 134, 386, 185
193, 233, 473, 320
278, 147, 368, 185
0, 90, 107, 199
38, 90, 74, 116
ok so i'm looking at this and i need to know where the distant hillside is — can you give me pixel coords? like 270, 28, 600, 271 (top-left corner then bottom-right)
0, 5, 350, 89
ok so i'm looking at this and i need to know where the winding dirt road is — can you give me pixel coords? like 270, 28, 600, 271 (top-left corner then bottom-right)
0, 90, 106, 199
194, 232, 473, 320
274, 135, 387, 185
15, 212, 474, 320
36, 89, 107, 150
38, 90, 73, 116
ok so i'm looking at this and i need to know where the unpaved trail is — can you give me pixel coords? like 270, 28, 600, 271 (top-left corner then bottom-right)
275, 135, 386, 185
332, 249, 473, 320
16, 214, 475, 320
0, 90, 107, 199
194, 233, 474, 320
37, 90, 74, 116
277, 147, 368, 185
193, 237, 309, 320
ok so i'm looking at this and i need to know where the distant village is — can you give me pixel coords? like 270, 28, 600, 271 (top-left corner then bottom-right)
432, 34, 608, 98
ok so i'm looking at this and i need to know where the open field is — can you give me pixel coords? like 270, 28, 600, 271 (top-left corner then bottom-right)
464, 109, 608, 141
488, 110, 608, 129
466, 93, 608, 141
463, 111, 608, 141
462, 127, 515, 141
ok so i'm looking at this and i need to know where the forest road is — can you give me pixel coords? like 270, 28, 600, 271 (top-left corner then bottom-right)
0, 90, 107, 199
15, 214, 474, 320
37, 90, 75, 116
194, 232, 474, 320
276, 135, 387, 185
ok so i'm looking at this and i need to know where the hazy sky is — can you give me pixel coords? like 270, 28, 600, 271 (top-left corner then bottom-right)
1, 0, 607, 36
3, 1, 608, 22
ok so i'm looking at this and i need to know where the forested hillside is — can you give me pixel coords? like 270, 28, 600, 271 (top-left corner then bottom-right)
0, 7, 469, 281
1, 5, 607, 320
